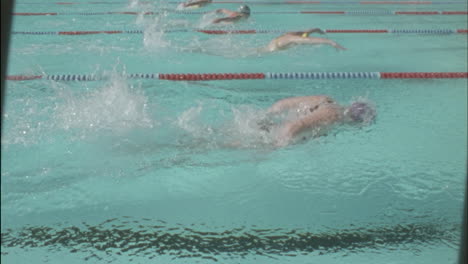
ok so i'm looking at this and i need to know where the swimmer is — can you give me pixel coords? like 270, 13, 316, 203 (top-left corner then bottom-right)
263, 95, 376, 146
260, 28, 346, 52
180, 0, 212, 9
212, 5, 251, 24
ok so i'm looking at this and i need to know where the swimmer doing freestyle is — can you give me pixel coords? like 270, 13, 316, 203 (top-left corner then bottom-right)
261, 28, 346, 52
262, 95, 376, 146
212, 5, 251, 24
181, 0, 212, 9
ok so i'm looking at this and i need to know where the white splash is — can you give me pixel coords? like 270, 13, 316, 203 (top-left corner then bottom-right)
55, 75, 154, 137
176, 105, 204, 134
175, 103, 277, 148
227, 105, 277, 147
197, 11, 219, 28
142, 12, 172, 51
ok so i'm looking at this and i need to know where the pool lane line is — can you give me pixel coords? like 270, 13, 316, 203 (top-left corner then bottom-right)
11, 29, 468, 35
13, 12, 156, 16
11, 10, 468, 16
14, 1, 468, 4
6, 72, 468, 81
199, 29, 468, 34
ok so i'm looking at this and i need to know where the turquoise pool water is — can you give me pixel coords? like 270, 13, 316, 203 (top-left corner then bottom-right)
2, 0, 467, 263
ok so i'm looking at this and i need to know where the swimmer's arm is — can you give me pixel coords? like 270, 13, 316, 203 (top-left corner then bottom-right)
184, 0, 211, 7
304, 28, 326, 34
257, 37, 282, 53
215, 8, 238, 16
212, 16, 240, 24
256, 45, 273, 54
300, 37, 346, 50
267, 96, 329, 114
276, 107, 339, 146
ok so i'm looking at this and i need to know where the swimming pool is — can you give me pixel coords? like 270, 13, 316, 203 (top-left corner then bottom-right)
1, 0, 467, 263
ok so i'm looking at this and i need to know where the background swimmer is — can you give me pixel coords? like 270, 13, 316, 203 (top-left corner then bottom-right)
178, 0, 212, 9
260, 28, 346, 52
263, 95, 376, 146
212, 5, 251, 24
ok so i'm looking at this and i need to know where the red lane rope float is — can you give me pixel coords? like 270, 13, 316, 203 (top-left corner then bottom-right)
380, 72, 468, 78
13, 11, 158, 16
442, 11, 468, 14
394, 11, 440, 14
6, 72, 467, 81
14, 12, 58, 16
6, 75, 43, 81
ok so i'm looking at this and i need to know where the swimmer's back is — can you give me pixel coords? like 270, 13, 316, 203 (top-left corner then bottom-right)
268, 95, 335, 114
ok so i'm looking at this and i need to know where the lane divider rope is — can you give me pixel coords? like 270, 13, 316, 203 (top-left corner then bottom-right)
14, 1, 468, 5
11, 29, 468, 35
6, 72, 468, 81
11, 10, 468, 16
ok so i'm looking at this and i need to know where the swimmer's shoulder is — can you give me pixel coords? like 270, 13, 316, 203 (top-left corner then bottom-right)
300, 95, 334, 104
317, 95, 335, 103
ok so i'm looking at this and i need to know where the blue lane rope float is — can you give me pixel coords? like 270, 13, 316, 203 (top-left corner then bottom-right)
12, 31, 58, 35
265, 72, 381, 79
390, 29, 455, 34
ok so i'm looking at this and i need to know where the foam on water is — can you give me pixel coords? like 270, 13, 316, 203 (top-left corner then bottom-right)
54, 75, 154, 138
2, 74, 156, 147
226, 105, 277, 147
127, 0, 156, 10
173, 101, 282, 149
197, 12, 220, 28
142, 17, 173, 51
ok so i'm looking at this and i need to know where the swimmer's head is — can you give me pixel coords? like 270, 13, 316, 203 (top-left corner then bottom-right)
239, 5, 250, 16
345, 101, 376, 124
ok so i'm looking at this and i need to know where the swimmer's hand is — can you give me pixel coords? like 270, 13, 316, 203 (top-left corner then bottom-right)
303, 28, 326, 35
256, 46, 272, 54
273, 125, 294, 147
257, 118, 274, 132
326, 39, 346, 51
334, 43, 346, 51
274, 134, 292, 148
